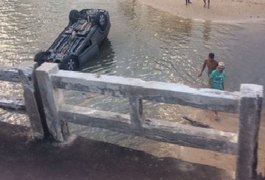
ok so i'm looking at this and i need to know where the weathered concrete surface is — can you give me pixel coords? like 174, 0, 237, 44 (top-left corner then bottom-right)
0, 96, 25, 110
0, 121, 233, 180
18, 68, 44, 139
59, 104, 237, 155
129, 96, 143, 129
52, 70, 240, 113
236, 84, 263, 180
35, 63, 65, 141
0, 67, 21, 82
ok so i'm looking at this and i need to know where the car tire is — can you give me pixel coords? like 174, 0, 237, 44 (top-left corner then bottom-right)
69, 10, 80, 24
96, 12, 108, 31
34, 51, 50, 66
60, 56, 79, 71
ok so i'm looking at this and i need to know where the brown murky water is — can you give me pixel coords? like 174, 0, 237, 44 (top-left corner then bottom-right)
1, 0, 265, 177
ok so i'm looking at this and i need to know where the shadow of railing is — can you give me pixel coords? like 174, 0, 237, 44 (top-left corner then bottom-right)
0, 121, 232, 180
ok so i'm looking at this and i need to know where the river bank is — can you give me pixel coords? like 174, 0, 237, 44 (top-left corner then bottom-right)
138, 0, 265, 22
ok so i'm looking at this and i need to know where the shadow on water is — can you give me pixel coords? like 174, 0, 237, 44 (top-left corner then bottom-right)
0, 121, 233, 180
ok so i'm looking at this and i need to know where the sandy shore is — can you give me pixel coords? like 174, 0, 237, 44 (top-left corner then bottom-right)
138, 0, 265, 22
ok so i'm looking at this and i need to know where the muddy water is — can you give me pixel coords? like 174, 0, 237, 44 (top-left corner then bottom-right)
1, 0, 265, 175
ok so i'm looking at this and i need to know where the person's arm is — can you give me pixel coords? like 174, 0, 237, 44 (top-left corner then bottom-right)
222, 71, 225, 90
198, 60, 207, 77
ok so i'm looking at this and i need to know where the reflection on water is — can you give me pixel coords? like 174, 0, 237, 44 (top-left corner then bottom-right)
203, 20, 211, 41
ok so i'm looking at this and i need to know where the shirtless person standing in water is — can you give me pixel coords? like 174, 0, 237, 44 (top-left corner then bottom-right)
198, 53, 218, 86
198, 53, 219, 120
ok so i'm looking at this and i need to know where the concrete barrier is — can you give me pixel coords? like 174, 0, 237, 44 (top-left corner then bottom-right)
1, 62, 263, 179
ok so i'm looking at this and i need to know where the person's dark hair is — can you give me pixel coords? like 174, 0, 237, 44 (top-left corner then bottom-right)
209, 53, 215, 59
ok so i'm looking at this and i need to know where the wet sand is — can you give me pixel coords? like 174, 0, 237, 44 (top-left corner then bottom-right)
138, 0, 265, 22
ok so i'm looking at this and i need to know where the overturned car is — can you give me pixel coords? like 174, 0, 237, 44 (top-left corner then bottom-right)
34, 9, 111, 70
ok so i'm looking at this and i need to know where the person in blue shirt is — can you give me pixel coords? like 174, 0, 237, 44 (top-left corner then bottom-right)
210, 62, 225, 121
210, 62, 225, 90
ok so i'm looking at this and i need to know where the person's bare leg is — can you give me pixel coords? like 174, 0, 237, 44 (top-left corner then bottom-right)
203, 0, 206, 7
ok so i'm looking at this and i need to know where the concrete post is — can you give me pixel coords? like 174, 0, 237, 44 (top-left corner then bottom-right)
18, 67, 44, 139
35, 63, 68, 142
129, 96, 143, 131
236, 84, 263, 180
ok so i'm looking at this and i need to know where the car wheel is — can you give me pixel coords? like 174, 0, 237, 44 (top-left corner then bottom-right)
60, 56, 79, 71
69, 10, 80, 24
97, 12, 108, 31
34, 51, 50, 66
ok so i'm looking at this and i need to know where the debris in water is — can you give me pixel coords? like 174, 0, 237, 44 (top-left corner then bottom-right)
181, 116, 211, 128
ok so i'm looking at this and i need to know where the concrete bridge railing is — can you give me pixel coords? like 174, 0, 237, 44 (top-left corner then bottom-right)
0, 64, 45, 138
0, 62, 263, 180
